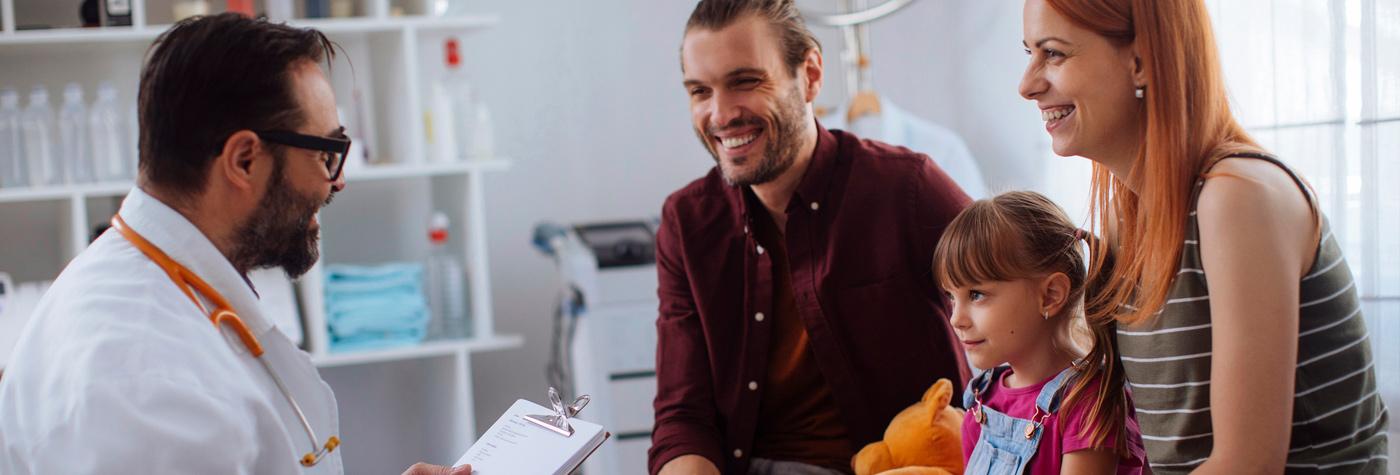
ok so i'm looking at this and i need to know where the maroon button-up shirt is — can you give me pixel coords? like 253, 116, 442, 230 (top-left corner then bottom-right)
648, 124, 973, 474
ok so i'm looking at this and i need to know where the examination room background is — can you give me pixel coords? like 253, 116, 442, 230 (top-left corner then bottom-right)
0, 0, 1397, 470
419, 0, 1400, 463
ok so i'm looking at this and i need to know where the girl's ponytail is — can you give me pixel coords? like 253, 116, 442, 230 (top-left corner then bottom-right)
1062, 229, 1130, 456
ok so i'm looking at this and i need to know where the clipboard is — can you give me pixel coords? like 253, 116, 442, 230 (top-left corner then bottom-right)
523, 387, 591, 437
456, 388, 611, 474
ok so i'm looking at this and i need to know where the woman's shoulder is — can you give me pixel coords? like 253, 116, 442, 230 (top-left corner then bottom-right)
1197, 155, 1314, 219
1195, 155, 1318, 269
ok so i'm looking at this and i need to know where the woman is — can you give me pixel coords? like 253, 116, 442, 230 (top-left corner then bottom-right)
1017, 0, 1387, 472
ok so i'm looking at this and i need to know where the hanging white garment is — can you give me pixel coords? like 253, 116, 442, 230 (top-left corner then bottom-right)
823, 98, 990, 199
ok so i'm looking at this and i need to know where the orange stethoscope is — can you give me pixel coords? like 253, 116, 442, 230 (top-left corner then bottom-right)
110, 215, 340, 467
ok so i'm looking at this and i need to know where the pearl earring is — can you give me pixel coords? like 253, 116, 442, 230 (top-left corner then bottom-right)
1135, 86, 1146, 99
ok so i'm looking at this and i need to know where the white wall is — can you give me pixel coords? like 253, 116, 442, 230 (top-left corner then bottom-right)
457, 0, 707, 438
461, 0, 1053, 439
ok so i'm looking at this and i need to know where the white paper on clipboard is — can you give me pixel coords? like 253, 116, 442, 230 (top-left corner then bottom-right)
456, 399, 610, 474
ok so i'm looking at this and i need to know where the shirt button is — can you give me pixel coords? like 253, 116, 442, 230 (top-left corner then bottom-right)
743, 225, 749, 234
810, 201, 820, 211
748, 381, 758, 391
733, 449, 744, 459
754, 312, 765, 322
756, 245, 765, 255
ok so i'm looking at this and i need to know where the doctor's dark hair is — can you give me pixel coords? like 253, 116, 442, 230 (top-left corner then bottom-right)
932, 191, 1129, 457
137, 13, 337, 200
683, 0, 821, 76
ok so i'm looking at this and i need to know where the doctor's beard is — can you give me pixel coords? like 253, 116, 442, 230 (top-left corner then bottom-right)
231, 153, 330, 279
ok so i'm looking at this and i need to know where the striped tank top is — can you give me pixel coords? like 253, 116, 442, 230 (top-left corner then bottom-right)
1116, 154, 1388, 473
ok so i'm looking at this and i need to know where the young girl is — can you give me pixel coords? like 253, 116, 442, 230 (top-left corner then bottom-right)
933, 191, 1146, 474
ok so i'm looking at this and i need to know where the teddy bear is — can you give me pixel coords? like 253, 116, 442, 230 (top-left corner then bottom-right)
851, 378, 965, 475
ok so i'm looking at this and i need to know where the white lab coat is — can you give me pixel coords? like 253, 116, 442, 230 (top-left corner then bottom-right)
0, 188, 343, 474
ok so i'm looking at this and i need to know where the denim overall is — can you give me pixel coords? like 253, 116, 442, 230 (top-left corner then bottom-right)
962, 365, 1078, 475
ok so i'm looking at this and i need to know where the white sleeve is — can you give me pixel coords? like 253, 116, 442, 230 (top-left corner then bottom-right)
25, 374, 291, 475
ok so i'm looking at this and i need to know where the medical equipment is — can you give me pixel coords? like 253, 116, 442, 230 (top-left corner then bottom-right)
109, 215, 340, 467
534, 220, 658, 475
103, 0, 133, 26
0, 272, 11, 316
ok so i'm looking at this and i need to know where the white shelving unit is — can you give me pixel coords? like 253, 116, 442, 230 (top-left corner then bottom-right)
0, 1, 517, 473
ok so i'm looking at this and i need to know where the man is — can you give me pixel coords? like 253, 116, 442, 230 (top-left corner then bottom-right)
0, 14, 463, 475
650, 1, 972, 474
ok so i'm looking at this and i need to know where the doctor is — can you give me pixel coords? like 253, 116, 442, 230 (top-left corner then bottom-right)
0, 14, 465, 475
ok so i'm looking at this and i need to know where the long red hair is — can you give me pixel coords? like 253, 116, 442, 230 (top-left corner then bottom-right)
1045, 0, 1263, 328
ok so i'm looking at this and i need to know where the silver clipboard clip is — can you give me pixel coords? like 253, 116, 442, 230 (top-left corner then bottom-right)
523, 387, 591, 437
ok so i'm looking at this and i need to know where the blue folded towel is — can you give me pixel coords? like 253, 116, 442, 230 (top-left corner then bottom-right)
327, 297, 429, 337
323, 262, 431, 353
326, 291, 425, 318
324, 263, 423, 296
325, 263, 423, 281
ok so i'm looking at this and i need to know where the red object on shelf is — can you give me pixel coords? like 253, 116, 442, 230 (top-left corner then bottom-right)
445, 39, 462, 68
429, 229, 449, 243
226, 0, 255, 17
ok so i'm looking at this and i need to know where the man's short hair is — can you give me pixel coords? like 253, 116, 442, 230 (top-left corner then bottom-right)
137, 13, 336, 199
684, 0, 822, 75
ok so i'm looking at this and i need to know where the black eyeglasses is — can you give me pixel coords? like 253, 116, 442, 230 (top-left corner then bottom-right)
255, 128, 352, 182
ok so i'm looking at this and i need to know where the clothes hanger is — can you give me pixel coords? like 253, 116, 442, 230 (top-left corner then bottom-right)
843, 8, 881, 123
802, 0, 916, 123
846, 53, 882, 123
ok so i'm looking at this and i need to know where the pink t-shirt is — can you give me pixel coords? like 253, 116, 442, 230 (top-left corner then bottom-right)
961, 368, 1148, 475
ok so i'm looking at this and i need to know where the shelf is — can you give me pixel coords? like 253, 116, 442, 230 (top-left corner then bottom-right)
0, 14, 500, 46
0, 158, 511, 204
312, 333, 522, 368
346, 158, 512, 181
0, 6, 511, 469
0, 26, 158, 46
0, 181, 131, 203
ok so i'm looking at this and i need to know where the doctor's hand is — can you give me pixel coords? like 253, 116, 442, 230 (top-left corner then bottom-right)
401, 462, 471, 475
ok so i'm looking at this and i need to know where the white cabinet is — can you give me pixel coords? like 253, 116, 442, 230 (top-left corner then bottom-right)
0, 1, 517, 472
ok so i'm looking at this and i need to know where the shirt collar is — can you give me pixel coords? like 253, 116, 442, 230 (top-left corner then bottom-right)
734, 120, 840, 221
116, 187, 273, 341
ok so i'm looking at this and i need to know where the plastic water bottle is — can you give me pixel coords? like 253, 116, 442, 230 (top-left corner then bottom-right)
89, 82, 131, 182
443, 38, 475, 161
21, 86, 59, 186
430, 0, 470, 16
469, 103, 493, 160
58, 83, 93, 184
0, 88, 26, 188
427, 38, 471, 163
425, 212, 470, 340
